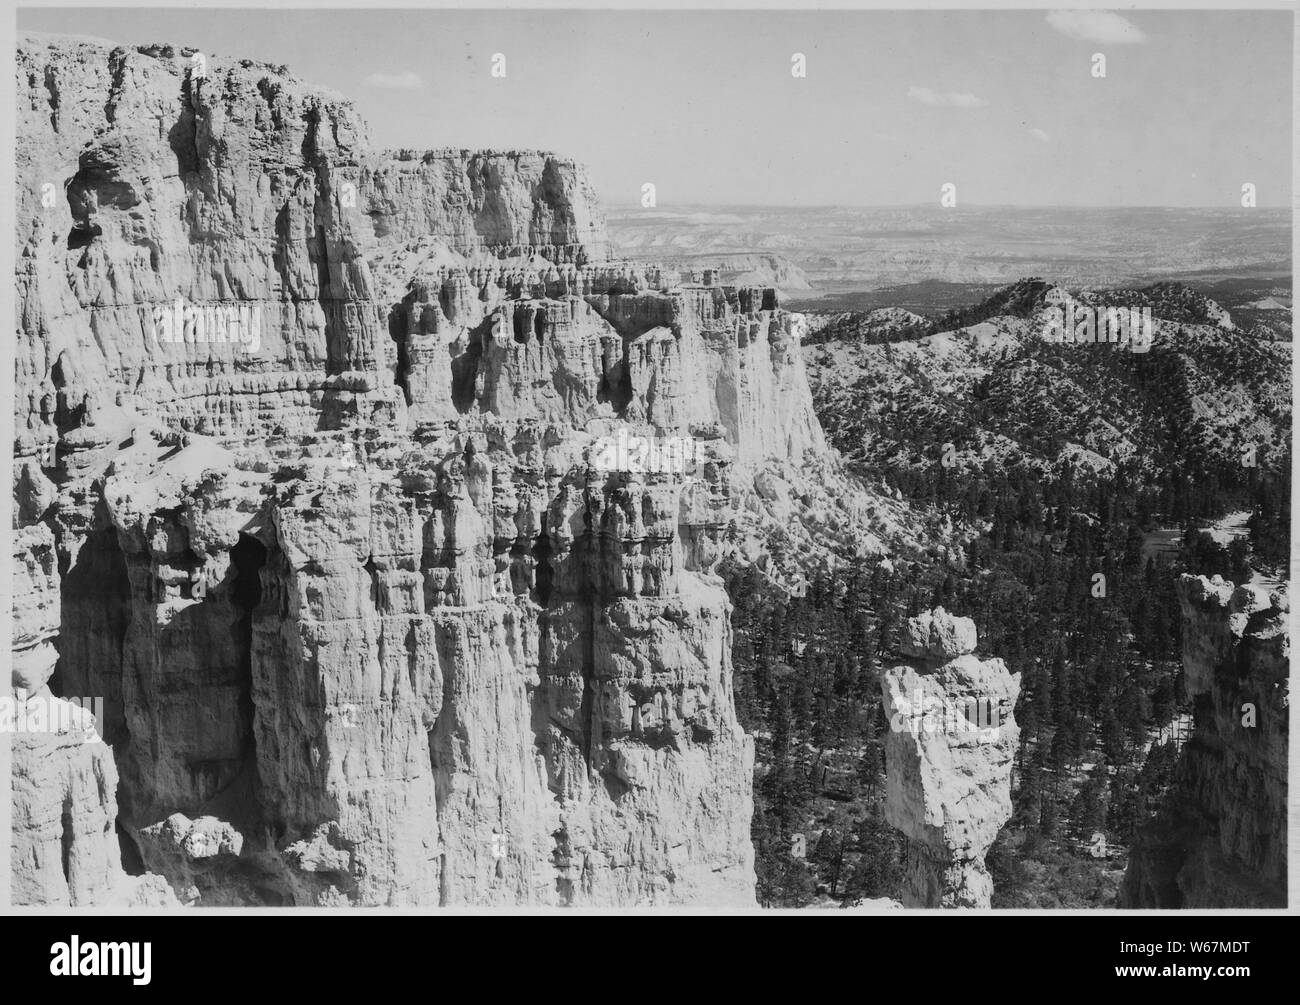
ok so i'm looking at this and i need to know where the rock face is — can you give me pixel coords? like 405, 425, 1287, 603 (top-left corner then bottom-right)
1122, 576, 1288, 908
12, 711, 127, 907
9, 525, 176, 906
880, 608, 1020, 908
12, 33, 841, 906
11, 522, 115, 906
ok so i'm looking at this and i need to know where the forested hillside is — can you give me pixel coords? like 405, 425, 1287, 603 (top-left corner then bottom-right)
731, 280, 1291, 907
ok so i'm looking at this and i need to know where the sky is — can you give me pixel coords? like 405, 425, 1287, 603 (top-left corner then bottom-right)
17, 7, 1294, 208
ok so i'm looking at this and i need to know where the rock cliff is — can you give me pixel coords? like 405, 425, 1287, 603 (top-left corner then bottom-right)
879, 608, 1020, 907
12, 33, 852, 906
1121, 575, 1288, 908
10, 522, 176, 906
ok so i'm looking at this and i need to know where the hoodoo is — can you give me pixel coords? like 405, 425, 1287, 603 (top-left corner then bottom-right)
880, 608, 1020, 908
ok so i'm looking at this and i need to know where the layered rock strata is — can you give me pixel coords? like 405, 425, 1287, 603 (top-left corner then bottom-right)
9, 524, 176, 906
13, 34, 846, 906
880, 608, 1020, 908
1121, 575, 1288, 908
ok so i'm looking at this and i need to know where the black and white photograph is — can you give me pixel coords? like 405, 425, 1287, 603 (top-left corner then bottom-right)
4, 0, 1294, 938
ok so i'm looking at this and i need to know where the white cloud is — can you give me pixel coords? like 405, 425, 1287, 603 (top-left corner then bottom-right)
1029, 128, 1051, 143
1046, 10, 1147, 45
361, 70, 422, 89
907, 86, 988, 109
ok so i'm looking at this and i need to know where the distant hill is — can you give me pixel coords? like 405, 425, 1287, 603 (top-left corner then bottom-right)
804, 278, 1291, 509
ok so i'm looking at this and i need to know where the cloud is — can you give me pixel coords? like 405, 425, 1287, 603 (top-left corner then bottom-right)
1046, 10, 1147, 44
907, 86, 988, 109
1029, 128, 1051, 143
361, 70, 422, 89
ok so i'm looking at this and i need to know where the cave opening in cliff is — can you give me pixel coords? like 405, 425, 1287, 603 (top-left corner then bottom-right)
65, 221, 101, 251
388, 303, 413, 406
116, 821, 145, 876
229, 533, 268, 802
597, 357, 634, 414
513, 307, 530, 344
54, 521, 130, 747
47, 353, 88, 436
451, 318, 487, 413
231, 533, 267, 613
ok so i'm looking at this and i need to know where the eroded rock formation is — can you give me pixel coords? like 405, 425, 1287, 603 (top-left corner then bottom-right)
12, 33, 855, 906
1121, 575, 1288, 908
10, 524, 176, 906
880, 608, 1020, 908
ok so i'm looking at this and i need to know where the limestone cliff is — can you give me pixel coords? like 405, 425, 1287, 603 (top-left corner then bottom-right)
12, 522, 117, 906
880, 608, 1020, 908
10, 523, 177, 906
1121, 575, 1288, 908
12, 33, 849, 906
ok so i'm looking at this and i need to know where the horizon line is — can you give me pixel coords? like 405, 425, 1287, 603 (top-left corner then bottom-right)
604, 202, 1293, 212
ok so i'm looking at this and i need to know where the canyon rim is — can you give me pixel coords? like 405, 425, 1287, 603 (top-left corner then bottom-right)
8, 7, 1292, 916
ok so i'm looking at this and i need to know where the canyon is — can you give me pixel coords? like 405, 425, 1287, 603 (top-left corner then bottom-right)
11, 33, 1288, 913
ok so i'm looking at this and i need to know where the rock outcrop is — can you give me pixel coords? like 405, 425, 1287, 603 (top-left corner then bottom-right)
11, 521, 115, 906
12, 33, 852, 907
10, 524, 176, 906
1121, 575, 1288, 908
880, 608, 1020, 908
